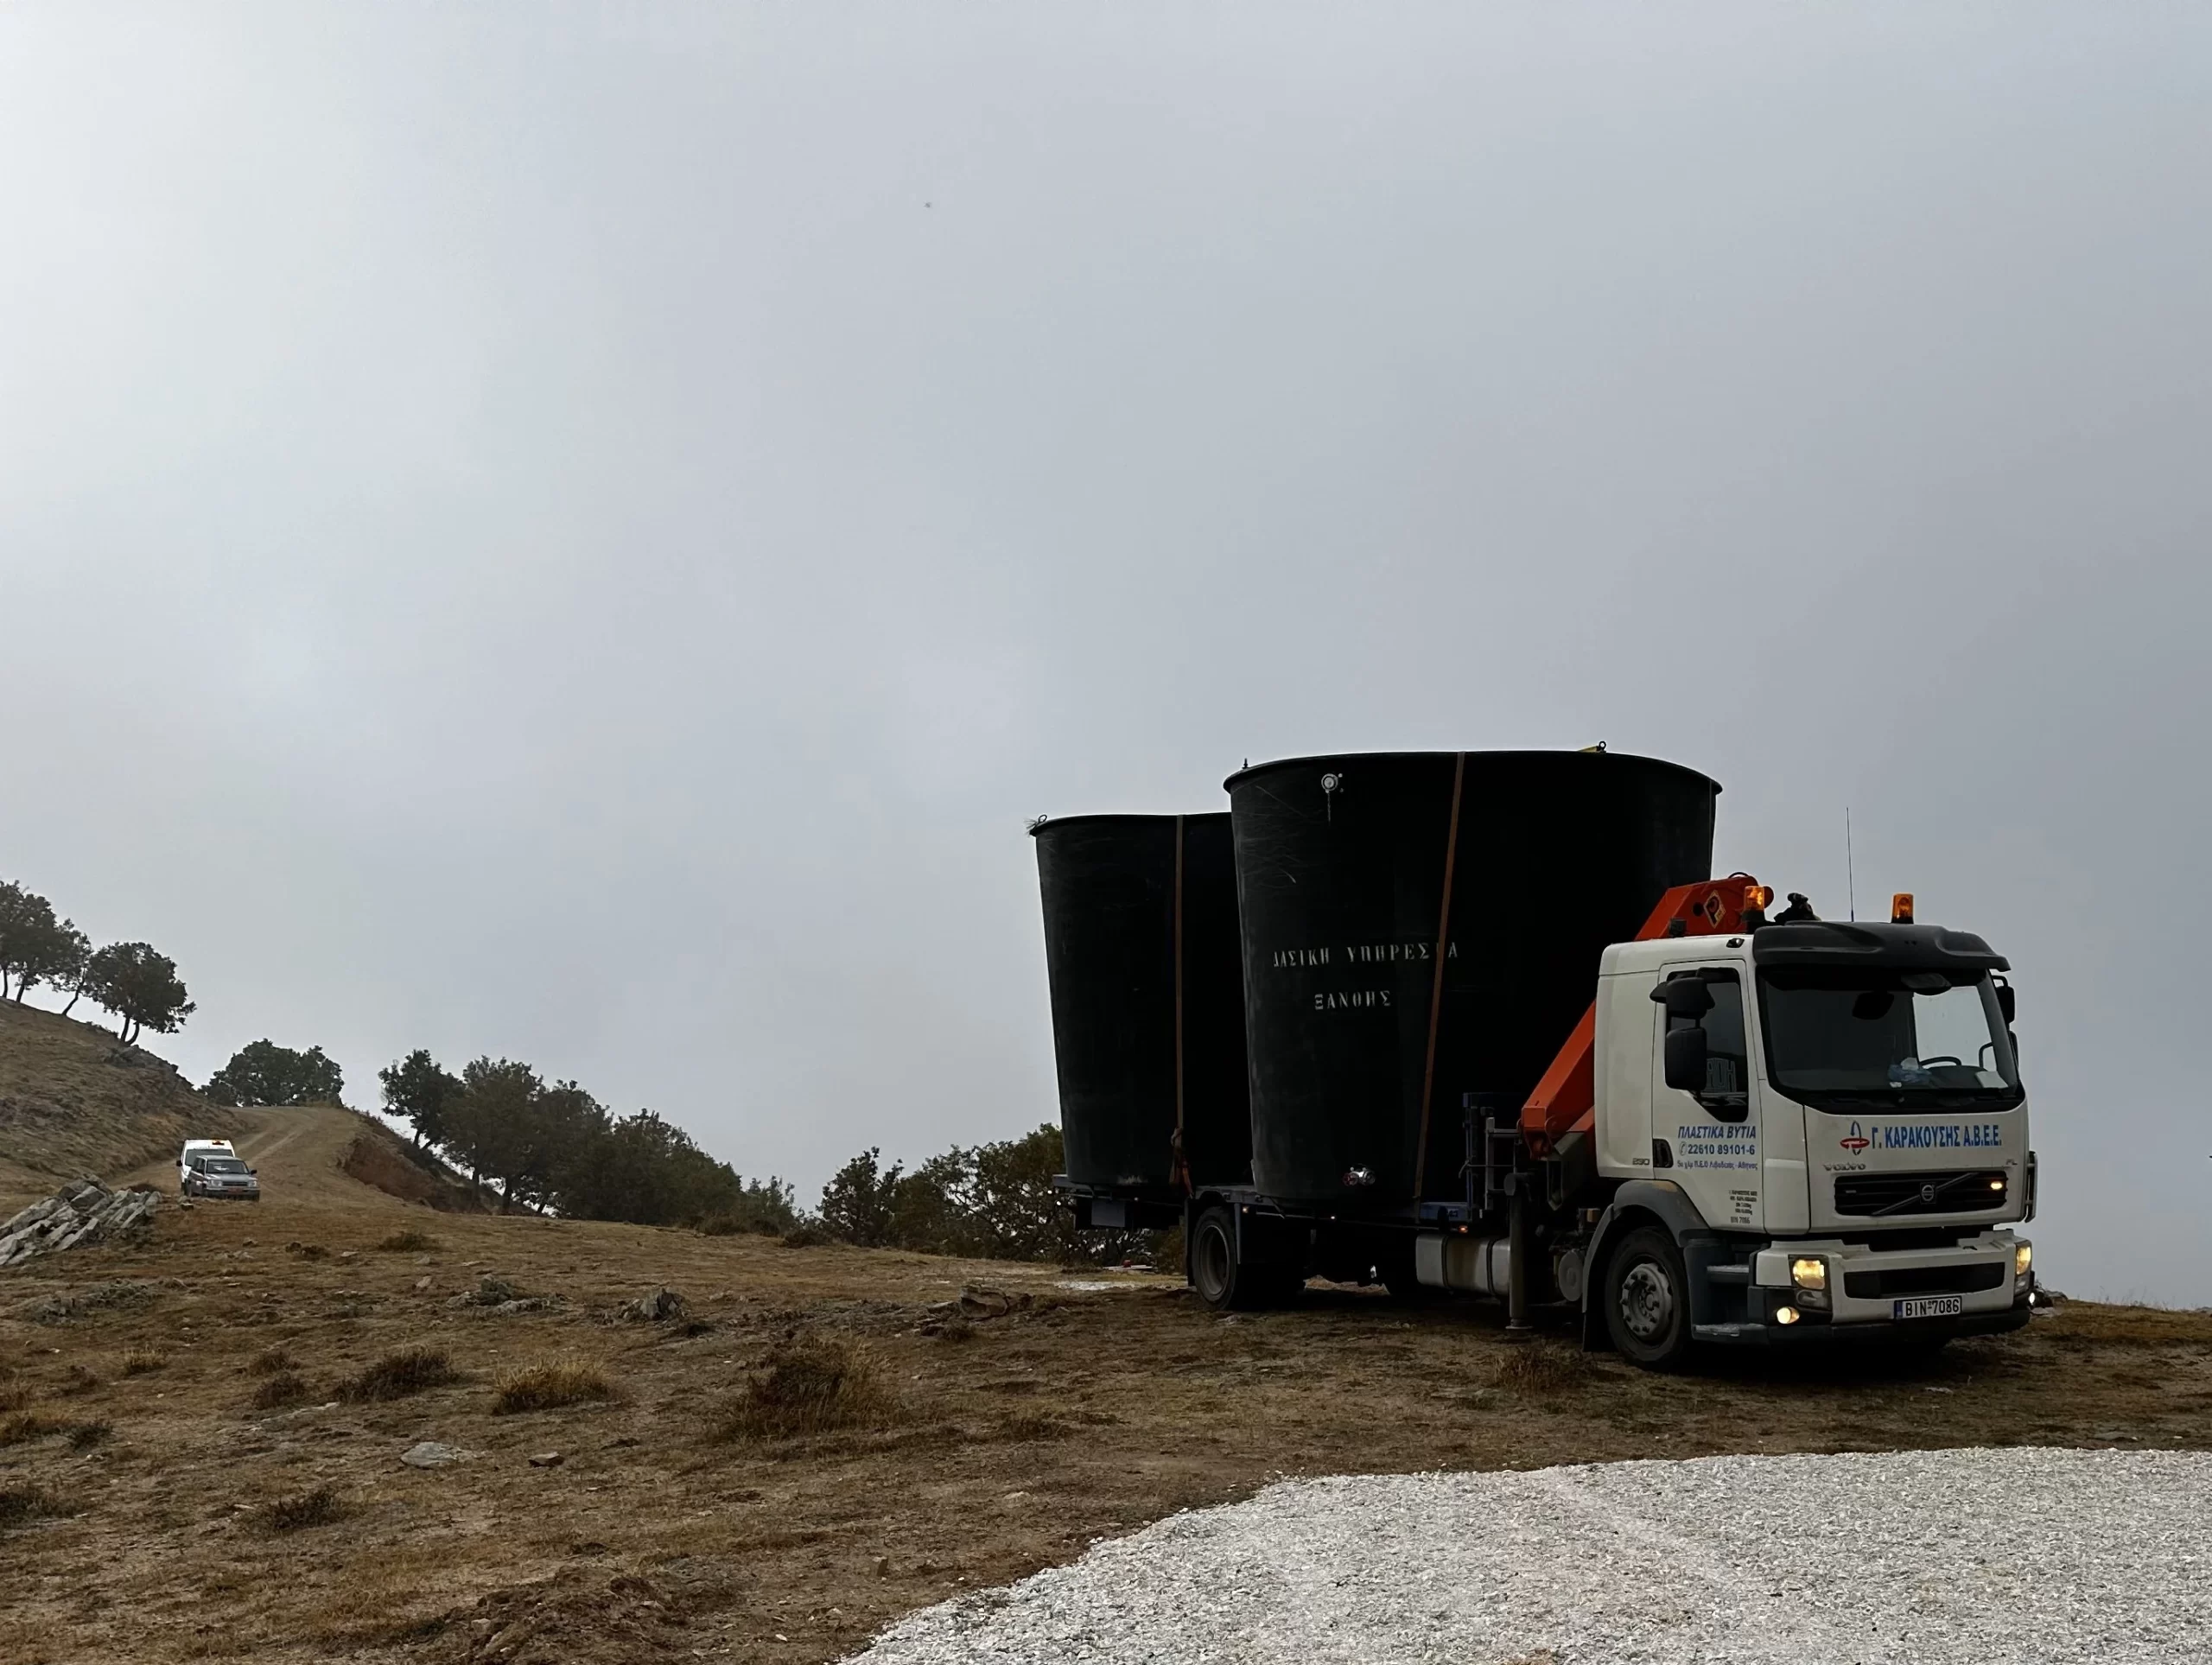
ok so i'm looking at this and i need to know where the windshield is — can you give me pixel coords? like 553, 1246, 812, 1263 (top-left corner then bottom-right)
1758, 969, 2021, 1109
202, 1158, 248, 1174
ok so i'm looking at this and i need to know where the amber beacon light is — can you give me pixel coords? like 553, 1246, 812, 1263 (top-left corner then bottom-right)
1891, 893, 1915, 924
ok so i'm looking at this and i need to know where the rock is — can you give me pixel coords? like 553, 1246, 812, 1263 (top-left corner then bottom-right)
0, 1180, 159, 1270
414, 1276, 433, 1292
474, 1275, 521, 1305
490, 1298, 556, 1316
619, 1287, 687, 1324
528, 1451, 564, 1468
400, 1441, 473, 1469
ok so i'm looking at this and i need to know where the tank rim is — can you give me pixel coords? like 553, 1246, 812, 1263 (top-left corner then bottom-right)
1222, 748, 1721, 795
1027, 809, 1231, 838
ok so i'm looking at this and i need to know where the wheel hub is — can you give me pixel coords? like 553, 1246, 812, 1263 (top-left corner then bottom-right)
1618, 1260, 1675, 1341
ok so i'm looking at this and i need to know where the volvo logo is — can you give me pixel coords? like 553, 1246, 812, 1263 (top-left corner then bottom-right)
1919, 1183, 1938, 1204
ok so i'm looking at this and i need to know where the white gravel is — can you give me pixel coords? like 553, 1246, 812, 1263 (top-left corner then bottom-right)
849, 1446, 2212, 1664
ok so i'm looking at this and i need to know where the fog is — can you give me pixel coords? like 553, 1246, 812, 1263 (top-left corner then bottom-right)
3, 4, 2205, 1302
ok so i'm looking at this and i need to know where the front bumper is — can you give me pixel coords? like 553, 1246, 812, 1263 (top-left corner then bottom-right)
1694, 1300, 2031, 1346
1692, 1230, 2029, 1345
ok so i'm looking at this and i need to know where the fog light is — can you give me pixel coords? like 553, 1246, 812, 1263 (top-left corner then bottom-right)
1790, 1257, 1827, 1292
2015, 1241, 2032, 1281
1775, 1306, 1801, 1326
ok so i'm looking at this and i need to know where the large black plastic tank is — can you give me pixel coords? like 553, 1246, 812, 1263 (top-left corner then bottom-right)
1226, 751, 1719, 1207
1031, 813, 1253, 1195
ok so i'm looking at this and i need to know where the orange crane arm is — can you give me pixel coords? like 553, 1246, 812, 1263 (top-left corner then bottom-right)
1518, 875, 1768, 1157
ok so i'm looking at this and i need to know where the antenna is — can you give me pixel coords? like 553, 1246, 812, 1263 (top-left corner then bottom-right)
1845, 806, 1856, 922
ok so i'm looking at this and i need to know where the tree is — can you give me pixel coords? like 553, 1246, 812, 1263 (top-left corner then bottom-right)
0, 883, 86, 1006
819, 1147, 900, 1247
442, 1057, 546, 1211
203, 1039, 345, 1107
378, 1050, 462, 1149
81, 942, 194, 1045
817, 1125, 1147, 1263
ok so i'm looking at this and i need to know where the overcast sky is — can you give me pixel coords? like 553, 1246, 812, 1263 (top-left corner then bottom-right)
3, 4, 2206, 1303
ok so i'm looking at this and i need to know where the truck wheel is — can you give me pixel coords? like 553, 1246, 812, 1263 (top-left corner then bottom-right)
1189, 1204, 1290, 1312
1605, 1227, 1692, 1369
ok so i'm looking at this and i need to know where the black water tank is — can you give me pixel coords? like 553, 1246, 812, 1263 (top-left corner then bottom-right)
1226, 751, 1719, 1208
1032, 814, 1253, 1195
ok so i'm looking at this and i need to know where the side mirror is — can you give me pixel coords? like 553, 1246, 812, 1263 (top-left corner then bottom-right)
1651, 978, 1714, 1020
1994, 981, 2016, 1024
1663, 1026, 1709, 1093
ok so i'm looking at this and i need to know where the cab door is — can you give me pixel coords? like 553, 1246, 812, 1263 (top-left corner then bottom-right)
1653, 964, 1762, 1232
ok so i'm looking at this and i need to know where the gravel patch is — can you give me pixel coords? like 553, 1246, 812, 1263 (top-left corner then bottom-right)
851, 1446, 2212, 1664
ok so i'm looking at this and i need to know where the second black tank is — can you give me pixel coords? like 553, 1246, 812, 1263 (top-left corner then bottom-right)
1032, 812, 1252, 1197
1225, 750, 1719, 1207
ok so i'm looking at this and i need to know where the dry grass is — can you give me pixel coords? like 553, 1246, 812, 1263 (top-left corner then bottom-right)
249, 1346, 298, 1376
2046, 1302, 2212, 1349
0, 1409, 66, 1447
0, 1380, 29, 1414
715, 1335, 893, 1441
493, 1359, 614, 1414
119, 1349, 168, 1376
0, 998, 240, 1206
261, 1486, 343, 1533
57, 1363, 100, 1395
373, 1228, 439, 1253
251, 1371, 315, 1410
0, 1483, 71, 1529
1491, 1344, 1594, 1394
67, 1419, 113, 1450
339, 1347, 458, 1403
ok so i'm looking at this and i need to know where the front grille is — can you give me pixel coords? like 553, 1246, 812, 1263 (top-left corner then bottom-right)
1844, 1262, 2008, 1300
1834, 1170, 2006, 1217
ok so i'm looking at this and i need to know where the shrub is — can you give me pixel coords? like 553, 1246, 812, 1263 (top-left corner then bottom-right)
252, 1371, 315, 1410
0, 1410, 64, 1447
340, 1348, 458, 1402
0, 1381, 28, 1414
713, 1336, 890, 1440
0, 1484, 70, 1528
1490, 1344, 1590, 1394
67, 1420, 112, 1450
262, 1485, 343, 1531
374, 1229, 439, 1253
493, 1360, 614, 1414
119, 1350, 167, 1376
249, 1346, 298, 1376
57, 1364, 99, 1396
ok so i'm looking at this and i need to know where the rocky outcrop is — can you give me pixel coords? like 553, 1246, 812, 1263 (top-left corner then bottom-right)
0, 1179, 159, 1269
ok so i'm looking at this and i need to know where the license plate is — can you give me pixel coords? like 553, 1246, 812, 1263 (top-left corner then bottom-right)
1894, 1295, 1964, 1320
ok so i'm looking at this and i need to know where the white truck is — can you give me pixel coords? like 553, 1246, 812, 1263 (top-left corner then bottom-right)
1096, 875, 2037, 1368
1522, 880, 2034, 1364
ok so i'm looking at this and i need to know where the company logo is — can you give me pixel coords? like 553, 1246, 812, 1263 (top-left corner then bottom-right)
1840, 1122, 1871, 1153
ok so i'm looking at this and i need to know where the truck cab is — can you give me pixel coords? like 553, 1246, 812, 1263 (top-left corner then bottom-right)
1586, 918, 2032, 1362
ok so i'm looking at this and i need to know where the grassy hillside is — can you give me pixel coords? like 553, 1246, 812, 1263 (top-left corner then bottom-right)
0, 1001, 238, 1211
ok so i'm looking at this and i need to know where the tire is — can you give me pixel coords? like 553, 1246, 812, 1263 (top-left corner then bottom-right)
1188, 1204, 1298, 1312
1605, 1226, 1694, 1369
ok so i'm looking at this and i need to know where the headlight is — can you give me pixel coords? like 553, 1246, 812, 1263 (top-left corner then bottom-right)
2014, 1242, 2032, 1281
1789, 1257, 1827, 1292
